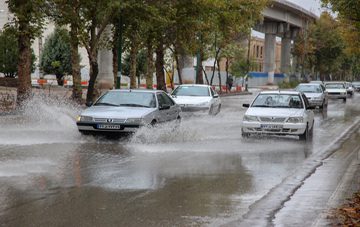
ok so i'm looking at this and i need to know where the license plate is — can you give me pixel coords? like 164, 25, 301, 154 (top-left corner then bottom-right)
97, 124, 122, 130
261, 124, 283, 129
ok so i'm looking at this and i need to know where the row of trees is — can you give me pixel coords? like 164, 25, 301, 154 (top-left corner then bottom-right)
293, 1, 360, 81
6, 0, 268, 105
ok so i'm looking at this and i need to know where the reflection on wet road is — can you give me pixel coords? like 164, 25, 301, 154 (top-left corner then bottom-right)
0, 92, 359, 226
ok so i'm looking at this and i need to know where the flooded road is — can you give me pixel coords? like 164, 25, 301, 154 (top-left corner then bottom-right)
0, 92, 359, 226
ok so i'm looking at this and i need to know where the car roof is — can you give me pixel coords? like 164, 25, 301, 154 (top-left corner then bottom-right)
260, 90, 301, 95
177, 84, 210, 88
108, 89, 165, 93
298, 83, 320, 86
324, 81, 345, 84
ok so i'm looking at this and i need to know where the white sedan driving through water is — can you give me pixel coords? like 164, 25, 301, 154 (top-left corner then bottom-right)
241, 91, 315, 140
171, 84, 221, 115
76, 90, 181, 134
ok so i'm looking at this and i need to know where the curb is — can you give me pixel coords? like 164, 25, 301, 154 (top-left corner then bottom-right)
220, 92, 252, 97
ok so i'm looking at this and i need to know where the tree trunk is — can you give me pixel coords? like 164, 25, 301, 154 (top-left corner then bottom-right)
146, 42, 154, 89
202, 67, 209, 85
210, 48, 221, 85
129, 40, 138, 89
225, 57, 229, 93
112, 41, 118, 87
16, 20, 32, 107
217, 58, 222, 93
155, 41, 166, 91
86, 55, 99, 105
196, 51, 204, 84
70, 23, 82, 102
175, 54, 183, 85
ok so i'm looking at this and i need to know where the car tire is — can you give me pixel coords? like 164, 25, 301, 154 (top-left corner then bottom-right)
150, 120, 157, 127
299, 124, 309, 141
216, 104, 221, 115
241, 129, 250, 138
343, 98, 347, 102
209, 105, 214, 115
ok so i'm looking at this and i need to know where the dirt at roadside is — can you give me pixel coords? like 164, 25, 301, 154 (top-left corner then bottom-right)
328, 192, 360, 226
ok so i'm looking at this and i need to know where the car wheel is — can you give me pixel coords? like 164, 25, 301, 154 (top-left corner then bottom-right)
209, 105, 214, 115
299, 124, 309, 141
215, 104, 221, 115
150, 120, 157, 127
241, 129, 250, 138
343, 98, 347, 102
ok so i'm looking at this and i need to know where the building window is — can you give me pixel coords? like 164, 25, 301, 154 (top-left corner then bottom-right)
256, 45, 259, 58
260, 46, 263, 58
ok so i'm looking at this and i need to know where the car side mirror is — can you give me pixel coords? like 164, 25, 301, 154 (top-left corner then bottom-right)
243, 104, 250, 108
86, 102, 93, 107
213, 94, 219, 98
159, 104, 171, 110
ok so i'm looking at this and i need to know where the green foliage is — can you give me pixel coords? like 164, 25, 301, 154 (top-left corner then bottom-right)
40, 27, 72, 78
0, 26, 19, 78
0, 26, 36, 77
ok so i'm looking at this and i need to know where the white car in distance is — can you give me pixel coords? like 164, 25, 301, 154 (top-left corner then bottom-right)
241, 91, 315, 140
324, 82, 347, 102
295, 83, 328, 109
171, 84, 221, 115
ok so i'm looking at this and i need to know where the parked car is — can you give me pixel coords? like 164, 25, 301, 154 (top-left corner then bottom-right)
76, 90, 181, 134
241, 91, 315, 140
324, 82, 347, 102
351, 81, 360, 92
295, 83, 328, 109
171, 84, 221, 115
345, 82, 354, 96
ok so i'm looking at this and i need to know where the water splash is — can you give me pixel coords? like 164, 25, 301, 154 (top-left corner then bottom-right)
0, 94, 82, 145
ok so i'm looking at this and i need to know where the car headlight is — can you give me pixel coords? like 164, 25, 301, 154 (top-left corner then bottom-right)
77, 115, 93, 122
286, 117, 304, 123
126, 118, 143, 124
243, 115, 259, 122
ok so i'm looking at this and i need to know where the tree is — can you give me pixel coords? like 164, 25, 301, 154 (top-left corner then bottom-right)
293, 12, 345, 80
50, 0, 83, 102
40, 27, 72, 86
0, 26, 36, 78
7, 0, 47, 105
0, 26, 21, 78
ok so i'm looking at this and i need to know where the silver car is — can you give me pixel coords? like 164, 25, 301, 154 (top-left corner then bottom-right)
76, 90, 181, 133
171, 84, 221, 115
295, 83, 328, 109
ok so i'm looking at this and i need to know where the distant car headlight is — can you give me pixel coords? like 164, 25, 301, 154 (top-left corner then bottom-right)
78, 115, 93, 122
243, 115, 259, 122
286, 117, 304, 123
126, 118, 143, 124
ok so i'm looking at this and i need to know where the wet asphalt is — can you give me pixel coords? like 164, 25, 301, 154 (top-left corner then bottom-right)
0, 92, 359, 227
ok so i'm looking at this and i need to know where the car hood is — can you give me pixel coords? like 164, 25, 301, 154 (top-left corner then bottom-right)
172, 96, 212, 105
326, 88, 346, 92
304, 93, 322, 98
246, 107, 305, 118
81, 106, 155, 118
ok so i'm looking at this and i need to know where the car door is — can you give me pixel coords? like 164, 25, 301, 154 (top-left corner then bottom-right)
210, 87, 220, 109
160, 92, 180, 121
302, 94, 314, 129
156, 93, 170, 123
320, 84, 328, 104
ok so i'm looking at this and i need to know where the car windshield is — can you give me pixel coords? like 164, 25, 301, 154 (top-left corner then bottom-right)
172, 86, 210, 97
296, 84, 322, 93
252, 94, 303, 109
325, 83, 345, 89
94, 91, 156, 108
